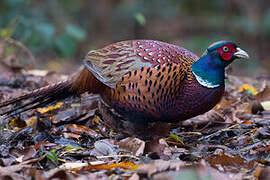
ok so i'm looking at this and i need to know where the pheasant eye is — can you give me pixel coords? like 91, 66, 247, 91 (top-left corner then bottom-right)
223, 46, 229, 52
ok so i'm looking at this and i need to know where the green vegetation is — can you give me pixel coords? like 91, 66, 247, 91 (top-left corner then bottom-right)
0, 0, 269, 74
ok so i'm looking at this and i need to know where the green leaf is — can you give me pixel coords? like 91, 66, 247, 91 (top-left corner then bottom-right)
262, 10, 270, 35
64, 144, 84, 152
54, 34, 76, 58
134, 12, 146, 26
34, 23, 54, 43
6, 46, 15, 55
66, 24, 86, 41
47, 151, 58, 165
169, 133, 184, 145
0, 26, 15, 39
51, 145, 63, 153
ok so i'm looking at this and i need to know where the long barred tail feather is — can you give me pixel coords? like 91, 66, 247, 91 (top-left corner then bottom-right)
0, 67, 106, 116
0, 79, 75, 116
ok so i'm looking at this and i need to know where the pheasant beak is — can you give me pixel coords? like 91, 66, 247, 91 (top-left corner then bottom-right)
234, 47, 249, 59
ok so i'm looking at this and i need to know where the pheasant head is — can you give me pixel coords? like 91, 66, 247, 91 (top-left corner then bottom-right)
191, 41, 249, 88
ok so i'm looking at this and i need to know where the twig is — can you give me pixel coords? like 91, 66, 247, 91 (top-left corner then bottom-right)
96, 154, 139, 160
198, 124, 241, 141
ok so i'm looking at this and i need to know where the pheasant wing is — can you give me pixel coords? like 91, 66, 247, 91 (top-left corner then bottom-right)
84, 40, 199, 88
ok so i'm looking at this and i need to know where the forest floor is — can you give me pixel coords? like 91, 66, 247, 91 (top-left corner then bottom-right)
0, 46, 270, 180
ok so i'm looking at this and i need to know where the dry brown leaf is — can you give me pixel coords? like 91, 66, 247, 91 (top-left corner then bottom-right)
182, 109, 225, 127
145, 137, 172, 158
251, 100, 265, 114
45, 169, 73, 180
24, 168, 45, 180
25, 117, 36, 127
254, 127, 270, 139
258, 166, 270, 180
9, 146, 37, 162
235, 102, 252, 114
254, 166, 265, 180
0, 172, 26, 180
63, 124, 99, 137
208, 152, 255, 173
256, 85, 270, 102
214, 97, 235, 111
0, 158, 40, 174
118, 137, 145, 156
196, 160, 242, 180
34, 142, 58, 150
128, 173, 140, 180
81, 161, 141, 171
63, 132, 81, 139
150, 162, 235, 180
136, 160, 186, 178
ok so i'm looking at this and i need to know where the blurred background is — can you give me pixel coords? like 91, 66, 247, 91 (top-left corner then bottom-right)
0, 0, 269, 78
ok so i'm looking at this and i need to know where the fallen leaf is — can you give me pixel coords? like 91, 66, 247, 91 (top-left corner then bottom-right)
258, 166, 270, 180
136, 159, 186, 178
63, 132, 81, 139
208, 152, 255, 173
235, 102, 252, 114
168, 133, 184, 145
251, 100, 265, 114
167, 161, 238, 180
256, 85, 270, 102
63, 124, 99, 137
46, 151, 59, 165
254, 166, 264, 180
0, 158, 40, 174
8, 117, 26, 129
26, 69, 48, 77
10, 146, 37, 161
37, 102, 63, 114
60, 161, 88, 170
261, 101, 270, 110
118, 137, 145, 156
238, 84, 258, 95
214, 97, 235, 110
254, 127, 270, 138
45, 169, 72, 180
82, 161, 141, 171
25, 117, 36, 127
15, 156, 24, 163
34, 142, 57, 150
128, 173, 140, 180
145, 137, 172, 159
88, 161, 106, 165
94, 139, 118, 156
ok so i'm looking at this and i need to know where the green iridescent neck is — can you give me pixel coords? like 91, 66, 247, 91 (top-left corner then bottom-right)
191, 53, 226, 88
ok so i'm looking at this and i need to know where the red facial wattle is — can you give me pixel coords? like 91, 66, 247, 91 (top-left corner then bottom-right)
217, 44, 236, 61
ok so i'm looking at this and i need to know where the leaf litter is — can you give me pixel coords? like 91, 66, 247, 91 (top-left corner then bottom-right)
0, 53, 270, 179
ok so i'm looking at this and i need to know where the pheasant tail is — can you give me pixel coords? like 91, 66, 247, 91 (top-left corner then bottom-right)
0, 67, 103, 116
71, 67, 107, 94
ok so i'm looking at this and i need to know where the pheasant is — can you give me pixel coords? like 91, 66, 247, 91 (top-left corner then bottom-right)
0, 40, 249, 124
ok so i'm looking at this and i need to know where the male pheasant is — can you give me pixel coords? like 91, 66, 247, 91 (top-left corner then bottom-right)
0, 40, 249, 124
